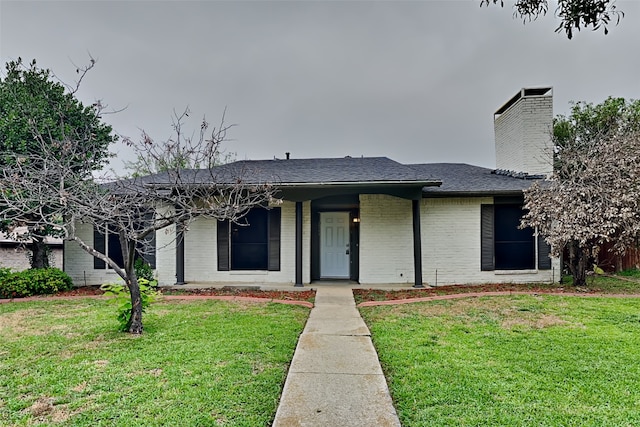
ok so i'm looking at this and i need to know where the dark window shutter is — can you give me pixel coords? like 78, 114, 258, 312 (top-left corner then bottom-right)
217, 220, 230, 271
93, 226, 106, 269
537, 234, 552, 270
268, 208, 281, 271
481, 205, 495, 271
107, 231, 124, 268
142, 213, 156, 269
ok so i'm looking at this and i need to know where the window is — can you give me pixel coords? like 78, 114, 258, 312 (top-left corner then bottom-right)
93, 225, 156, 270
217, 207, 281, 271
481, 203, 551, 271
494, 204, 535, 270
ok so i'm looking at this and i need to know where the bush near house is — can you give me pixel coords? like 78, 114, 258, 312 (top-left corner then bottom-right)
0, 267, 13, 282
0, 268, 73, 298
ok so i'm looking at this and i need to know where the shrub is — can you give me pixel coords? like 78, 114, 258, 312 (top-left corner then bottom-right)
0, 268, 74, 299
134, 258, 155, 283
101, 278, 159, 332
0, 267, 13, 282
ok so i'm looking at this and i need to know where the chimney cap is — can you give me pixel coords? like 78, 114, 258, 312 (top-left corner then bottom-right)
495, 86, 552, 117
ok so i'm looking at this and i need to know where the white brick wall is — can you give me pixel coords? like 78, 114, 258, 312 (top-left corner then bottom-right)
495, 89, 553, 176
155, 204, 177, 286
0, 246, 62, 271
422, 197, 560, 285
64, 198, 560, 287
63, 223, 124, 286
359, 194, 414, 284
156, 200, 310, 285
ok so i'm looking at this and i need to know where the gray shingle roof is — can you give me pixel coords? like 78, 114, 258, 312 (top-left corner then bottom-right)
172, 156, 441, 185
410, 163, 543, 196
140, 158, 544, 196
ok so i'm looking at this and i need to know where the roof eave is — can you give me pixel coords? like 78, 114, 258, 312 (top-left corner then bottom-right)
278, 180, 442, 187
422, 189, 526, 198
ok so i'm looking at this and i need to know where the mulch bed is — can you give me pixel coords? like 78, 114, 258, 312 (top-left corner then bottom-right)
162, 287, 316, 303
46, 285, 317, 303
8, 282, 640, 306
352, 283, 602, 303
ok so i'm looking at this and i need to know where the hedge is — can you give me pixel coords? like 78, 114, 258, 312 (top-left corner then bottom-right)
0, 268, 74, 299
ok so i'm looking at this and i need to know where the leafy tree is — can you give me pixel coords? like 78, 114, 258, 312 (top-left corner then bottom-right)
522, 97, 640, 286
0, 58, 116, 268
0, 109, 276, 334
481, 0, 624, 39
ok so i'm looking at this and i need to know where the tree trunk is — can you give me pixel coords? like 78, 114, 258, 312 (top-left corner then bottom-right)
127, 268, 144, 335
568, 240, 589, 286
30, 236, 50, 269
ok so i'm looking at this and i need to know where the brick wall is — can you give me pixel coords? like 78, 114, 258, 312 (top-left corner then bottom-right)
0, 246, 62, 271
156, 200, 309, 285
64, 198, 561, 287
63, 223, 123, 286
422, 197, 560, 285
359, 194, 414, 284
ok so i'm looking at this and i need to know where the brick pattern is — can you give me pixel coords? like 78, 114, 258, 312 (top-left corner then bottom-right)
65, 200, 559, 287
0, 246, 62, 270
156, 201, 308, 285
359, 194, 414, 284
495, 93, 553, 176
422, 197, 559, 285
63, 223, 123, 286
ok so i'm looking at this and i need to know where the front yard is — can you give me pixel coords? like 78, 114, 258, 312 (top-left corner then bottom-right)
360, 294, 640, 426
3, 274, 640, 426
0, 298, 309, 426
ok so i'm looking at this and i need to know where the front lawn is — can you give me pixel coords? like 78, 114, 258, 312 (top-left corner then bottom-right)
0, 298, 309, 426
360, 295, 640, 426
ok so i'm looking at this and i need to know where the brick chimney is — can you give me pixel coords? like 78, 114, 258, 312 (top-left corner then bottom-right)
494, 87, 553, 176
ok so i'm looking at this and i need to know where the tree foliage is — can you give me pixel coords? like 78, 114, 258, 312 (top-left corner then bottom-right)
0, 58, 116, 268
522, 97, 640, 286
481, 0, 624, 39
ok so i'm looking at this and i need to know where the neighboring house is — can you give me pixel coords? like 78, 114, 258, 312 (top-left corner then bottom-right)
64, 87, 561, 287
0, 230, 63, 271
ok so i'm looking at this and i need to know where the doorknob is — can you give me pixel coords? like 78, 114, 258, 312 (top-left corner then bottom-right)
346, 249, 350, 255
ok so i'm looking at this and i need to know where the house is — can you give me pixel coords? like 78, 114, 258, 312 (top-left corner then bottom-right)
0, 229, 63, 271
64, 87, 561, 287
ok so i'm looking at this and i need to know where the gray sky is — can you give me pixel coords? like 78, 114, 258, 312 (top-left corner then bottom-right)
2, 1, 639, 173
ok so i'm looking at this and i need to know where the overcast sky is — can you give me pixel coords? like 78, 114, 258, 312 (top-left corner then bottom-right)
2, 1, 639, 173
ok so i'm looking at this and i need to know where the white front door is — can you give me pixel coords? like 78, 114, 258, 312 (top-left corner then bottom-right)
320, 211, 350, 279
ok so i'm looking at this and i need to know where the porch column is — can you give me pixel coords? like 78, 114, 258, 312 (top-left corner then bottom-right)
175, 224, 185, 285
412, 199, 424, 288
295, 201, 304, 287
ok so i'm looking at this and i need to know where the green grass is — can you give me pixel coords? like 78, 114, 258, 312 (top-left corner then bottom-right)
618, 268, 640, 278
360, 295, 640, 426
0, 298, 309, 426
563, 272, 640, 293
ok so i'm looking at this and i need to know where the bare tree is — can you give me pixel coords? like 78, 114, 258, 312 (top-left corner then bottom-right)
122, 110, 236, 177
522, 98, 640, 286
0, 112, 277, 334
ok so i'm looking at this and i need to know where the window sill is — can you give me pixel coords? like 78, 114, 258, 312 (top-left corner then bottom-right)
495, 269, 538, 275
230, 271, 269, 276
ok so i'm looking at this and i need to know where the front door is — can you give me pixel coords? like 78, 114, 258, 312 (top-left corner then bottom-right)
320, 211, 350, 278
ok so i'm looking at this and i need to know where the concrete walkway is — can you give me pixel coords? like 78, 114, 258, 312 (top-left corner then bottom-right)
272, 287, 400, 427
